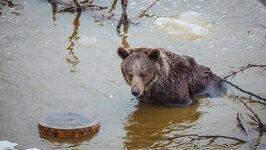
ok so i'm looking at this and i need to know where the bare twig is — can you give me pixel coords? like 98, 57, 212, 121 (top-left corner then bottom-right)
236, 113, 250, 139
109, 0, 118, 13
167, 134, 246, 143
224, 64, 266, 79
58, 3, 107, 13
248, 23, 266, 36
237, 98, 264, 131
236, 98, 266, 149
222, 79, 266, 101
80, 0, 93, 4
223, 64, 266, 101
247, 114, 259, 125
138, 0, 159, 18
48, 0, 68, 5
73, 0, 82, 12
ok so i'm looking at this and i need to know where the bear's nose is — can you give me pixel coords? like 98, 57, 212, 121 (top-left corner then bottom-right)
131, 87, 140, 97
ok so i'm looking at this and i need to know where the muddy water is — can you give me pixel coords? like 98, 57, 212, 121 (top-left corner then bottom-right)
0, 0, 266, 149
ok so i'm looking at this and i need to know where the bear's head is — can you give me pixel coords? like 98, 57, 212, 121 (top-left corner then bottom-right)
117, 47, 161, 97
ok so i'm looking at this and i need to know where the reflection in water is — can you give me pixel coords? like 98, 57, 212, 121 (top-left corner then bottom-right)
0, 0, 22, 15
40, 132, 97, 149
124, 102, 201, 149
66, 11, 81, 73
118, 23, 130, 48
51, 2, 57, 21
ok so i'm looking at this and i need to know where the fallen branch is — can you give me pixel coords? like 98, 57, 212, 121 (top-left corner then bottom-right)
222, 79, 266, 101
167, 134, 246, 143
48, 0, 106, 13
222, 63, 266, 101
73, 0, 82, 12
109, 0, 118, 13
237, 98, 265, 133
236, 98, 266, 149
236, 113, 250, 139
224, 64, 266, 79
138, 0, 159, 18
58, 3, 107, 13
48, 0, 68, 5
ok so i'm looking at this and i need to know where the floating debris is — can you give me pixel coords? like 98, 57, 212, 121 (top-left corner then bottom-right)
154, 11, 211, 41
0, 141, 39, 150
0, 141, 18, 150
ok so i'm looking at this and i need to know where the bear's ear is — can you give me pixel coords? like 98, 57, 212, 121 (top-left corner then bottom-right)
148, 49, 160, 61
117, 47, 129, 59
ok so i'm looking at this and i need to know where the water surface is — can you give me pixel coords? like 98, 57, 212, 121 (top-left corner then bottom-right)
0, 0, 266, 149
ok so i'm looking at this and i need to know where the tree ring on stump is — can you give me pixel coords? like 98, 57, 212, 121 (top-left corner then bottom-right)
38, 112, 100, 139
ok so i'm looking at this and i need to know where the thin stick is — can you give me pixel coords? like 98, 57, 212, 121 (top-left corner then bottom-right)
224, 64, 266, 79
236, 113, 250, 139
138, 0, 159, 18
237, 98, 263, 128
167, 134, 246, 143
109, 0, 118, 13
72, 0, 82, 12
48, 0, 68, 5
222, 79, 266, 101
58, 3, 106, 13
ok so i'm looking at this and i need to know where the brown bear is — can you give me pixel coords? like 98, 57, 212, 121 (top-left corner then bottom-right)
117, 47, 226, 107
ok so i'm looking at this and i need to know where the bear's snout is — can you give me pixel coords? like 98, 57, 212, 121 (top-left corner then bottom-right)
131, 86, 140, 97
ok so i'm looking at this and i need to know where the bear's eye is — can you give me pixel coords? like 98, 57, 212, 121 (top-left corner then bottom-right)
139, 73, 146, 78
129, 74, 133, 79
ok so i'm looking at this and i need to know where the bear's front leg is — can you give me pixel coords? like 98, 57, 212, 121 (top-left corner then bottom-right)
165, 83, 193, 107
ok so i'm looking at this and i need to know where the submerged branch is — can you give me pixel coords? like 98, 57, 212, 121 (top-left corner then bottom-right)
109, 0, 118, 13
138, 0, 159, 18
236, 98, 266, 149
167, 134, 246, 143
237, 98, 265, 133
222, 64, 266, 101
48, 0, 68, 5
236, 113, 250, 139
223, 79, 266, 101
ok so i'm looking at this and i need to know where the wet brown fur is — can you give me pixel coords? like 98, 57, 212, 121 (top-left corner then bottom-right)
118, 47, 226, 107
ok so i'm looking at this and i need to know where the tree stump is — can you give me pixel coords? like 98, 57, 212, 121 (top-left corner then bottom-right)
38, 112, 100, 139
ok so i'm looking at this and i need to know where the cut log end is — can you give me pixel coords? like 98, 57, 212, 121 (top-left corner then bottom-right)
38, 112, 100, 139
